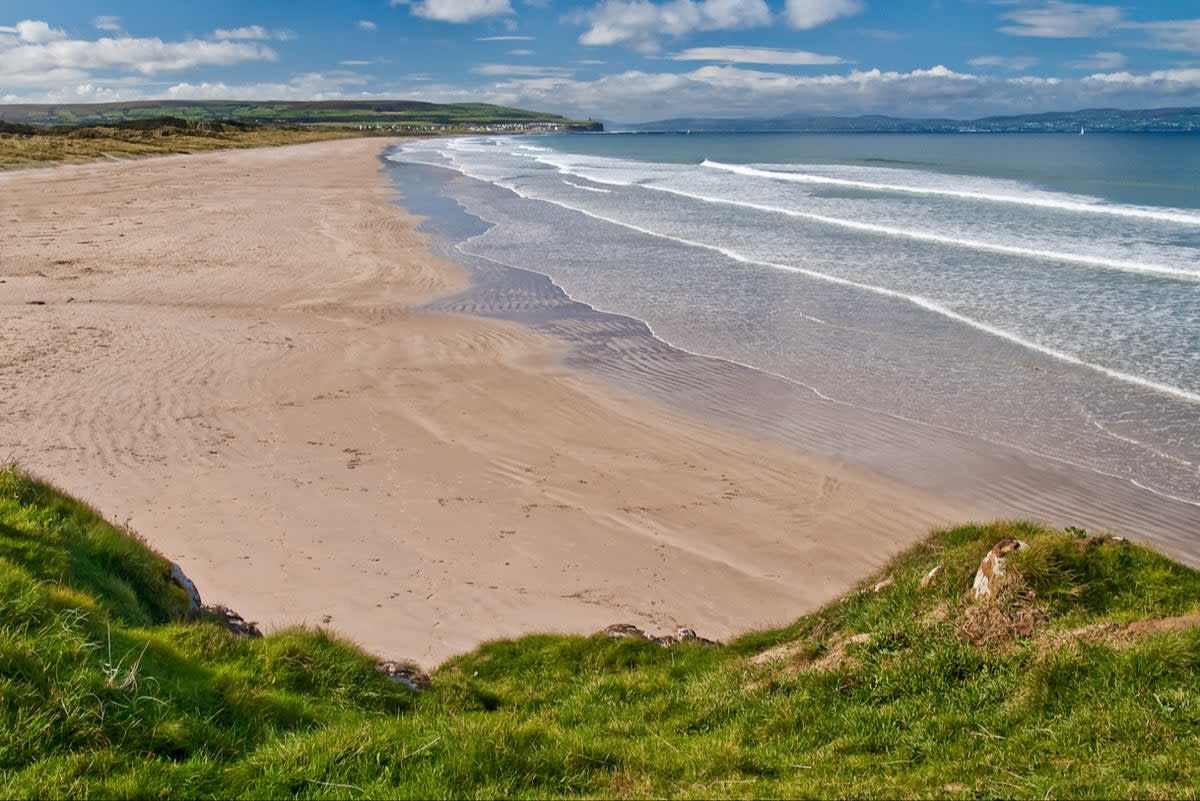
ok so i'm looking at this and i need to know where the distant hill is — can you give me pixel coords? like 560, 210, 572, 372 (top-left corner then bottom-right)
621, 107, 1200, 133
0, 100, 603, 132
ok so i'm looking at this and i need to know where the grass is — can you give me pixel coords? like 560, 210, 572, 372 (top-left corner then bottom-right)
2, 463, 1199, 798
0, 117, 369, 169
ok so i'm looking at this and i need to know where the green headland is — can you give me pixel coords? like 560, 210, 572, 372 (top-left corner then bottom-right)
3, 463, 1198, 799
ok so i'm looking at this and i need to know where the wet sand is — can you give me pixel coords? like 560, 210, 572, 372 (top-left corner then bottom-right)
0, 138, 975, 667
410, 185, 1200, 564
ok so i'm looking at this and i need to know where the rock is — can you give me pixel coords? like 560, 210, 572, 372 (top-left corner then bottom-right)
601, 623, 648, 640
169, 562, 202, 612
920, 565, 944, 588
871, 577, 895, 593
203, 604, 263, 638
676, 627, 721, 648
972, 538, 1026, 600
599, 624, 721, 647
376, 661, 432, 692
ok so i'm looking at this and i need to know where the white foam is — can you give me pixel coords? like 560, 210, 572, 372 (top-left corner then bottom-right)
703, 160, 1200, 227
496, 189, 1200, 406
562, 179, 612, 194
640, 184, 1199, 281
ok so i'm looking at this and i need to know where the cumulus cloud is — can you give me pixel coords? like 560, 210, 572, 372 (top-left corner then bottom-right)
358, 20, 378, 31
968, 55, 1038, 71
575, 0, 771, 52
393, 0, 514, 23
783, 0, 864, 30
0, 20, 277, 86
1000, 2, 1122, 38
164, 71, 368, 101
0, 19, 68, 43
400, 62, 1200, 122
672, 45, 844, 65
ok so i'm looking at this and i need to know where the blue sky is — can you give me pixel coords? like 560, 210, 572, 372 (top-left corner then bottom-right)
2, 1, 1199, 121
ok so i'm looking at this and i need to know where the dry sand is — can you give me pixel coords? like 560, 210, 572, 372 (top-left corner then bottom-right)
1, 138, 972, 667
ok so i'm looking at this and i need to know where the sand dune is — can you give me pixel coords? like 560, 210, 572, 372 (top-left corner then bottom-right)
2, 139, 973, 666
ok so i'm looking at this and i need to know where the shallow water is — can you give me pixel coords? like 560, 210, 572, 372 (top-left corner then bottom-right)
383, 132, 1200, 549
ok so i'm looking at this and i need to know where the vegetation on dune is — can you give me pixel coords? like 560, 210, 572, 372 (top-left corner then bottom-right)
0, 117, 365, 168
2, 463, 1199, 798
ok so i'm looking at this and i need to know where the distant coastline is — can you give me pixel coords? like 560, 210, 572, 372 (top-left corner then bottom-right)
616, 106, 1200, 134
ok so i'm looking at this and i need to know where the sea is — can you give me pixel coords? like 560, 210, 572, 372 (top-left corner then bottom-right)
386, 132, 1200, 518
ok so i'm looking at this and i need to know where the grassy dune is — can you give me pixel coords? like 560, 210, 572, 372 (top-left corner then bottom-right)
2, 464, 1199, 799
0, 118, 364, 168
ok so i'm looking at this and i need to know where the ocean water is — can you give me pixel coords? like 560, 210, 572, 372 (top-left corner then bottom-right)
387, 133, 1200, 507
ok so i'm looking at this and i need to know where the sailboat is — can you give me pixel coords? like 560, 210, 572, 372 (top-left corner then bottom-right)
1079, 126, 1085, 136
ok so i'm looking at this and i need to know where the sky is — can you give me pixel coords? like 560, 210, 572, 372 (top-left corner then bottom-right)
2, 1, 1200, 122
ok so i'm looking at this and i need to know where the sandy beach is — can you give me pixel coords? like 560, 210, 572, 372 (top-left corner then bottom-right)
4, 138, 981, 666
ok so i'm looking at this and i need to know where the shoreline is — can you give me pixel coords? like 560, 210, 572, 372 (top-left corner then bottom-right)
390, 158, 1200, 566
0, 138, 1163, 670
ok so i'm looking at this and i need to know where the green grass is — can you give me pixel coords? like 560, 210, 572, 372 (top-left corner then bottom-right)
2, 464, 1199, 798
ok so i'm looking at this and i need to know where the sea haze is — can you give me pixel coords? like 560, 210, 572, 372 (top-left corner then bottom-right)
389, 132, 1200, 508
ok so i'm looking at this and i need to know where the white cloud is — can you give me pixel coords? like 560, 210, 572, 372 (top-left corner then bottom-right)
212, 25, 269, 40
472, 63, 574, 77
2, 19, 68, 43
783, 0, 863, 31
968, 55, 1038, 71
211, 25, 292, 41
576, 0, 771, 53
403, 62, 1200, 122
671, 45, 844, 65
0, 22, 277, 86
358, 20, 378, 31
341, 59, 374, 66
1000, 2, 1121, 38
508, 48, 534, 55
1068, 51, 1125, 70
394, 0, 515, 23
164, 72, 368, 101
477, 35, 534, 40
1129, 19, 1200, 53
93, 16, 122, 32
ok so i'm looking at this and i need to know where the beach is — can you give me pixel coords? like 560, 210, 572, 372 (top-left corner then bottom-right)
0, 138, 974, 667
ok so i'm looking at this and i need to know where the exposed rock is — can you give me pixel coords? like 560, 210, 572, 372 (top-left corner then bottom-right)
601, 623, 648, 640
598, 624, 721, 647
376, 661, 432, 692
203, 604, 263, 638
871, 576, 895, 593
676, 627, 722, 648
972, 538, 1026, 600
169, 561, 202, 612
919, 565, 944, 588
